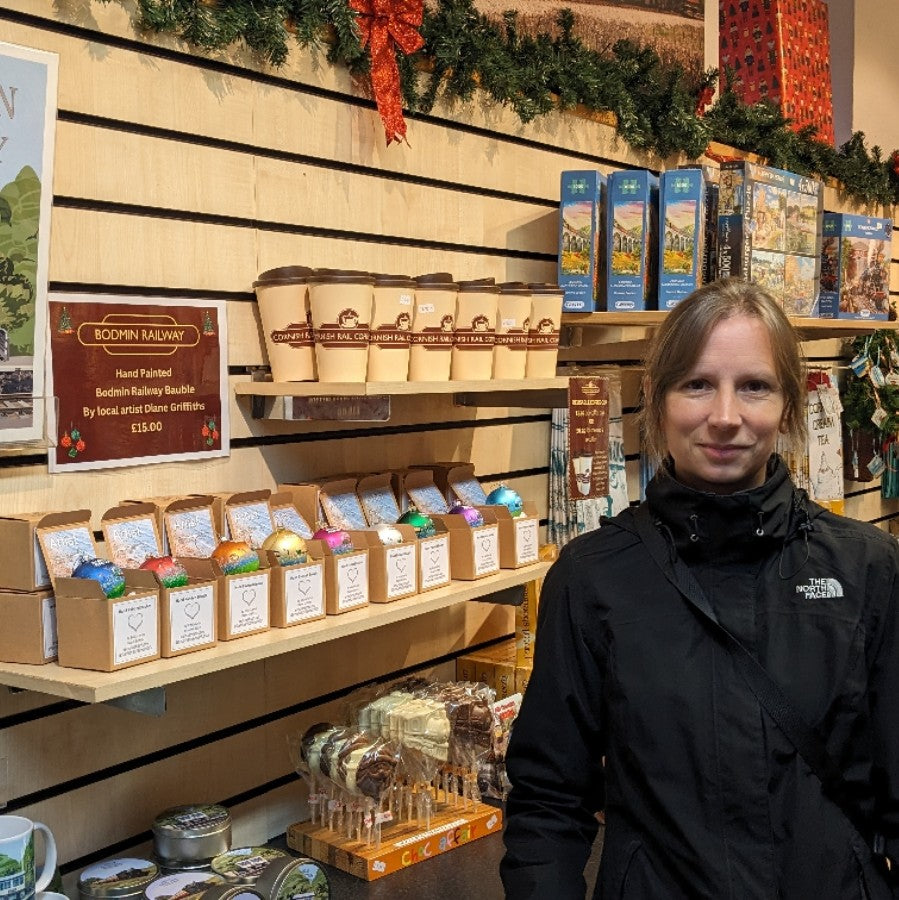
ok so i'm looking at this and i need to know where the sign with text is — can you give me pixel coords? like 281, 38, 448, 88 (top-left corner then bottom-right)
48, 295, 228, 471
0, 42, 58, 446
567, 376, 610, 499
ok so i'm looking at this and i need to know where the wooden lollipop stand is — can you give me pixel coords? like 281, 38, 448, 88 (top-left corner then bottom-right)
287, 797, 502, 881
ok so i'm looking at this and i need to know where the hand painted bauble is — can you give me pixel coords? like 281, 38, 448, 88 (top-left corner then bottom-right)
211, 539, 260, 574
397, 508, 436, 538
312, 526, 354, 554
139, 555, 189, 588
448, 501, 484, 528
486, 484, 524, 517
375, 523, 404, 545
72, 557, 126, 598
261, 528, 308, 566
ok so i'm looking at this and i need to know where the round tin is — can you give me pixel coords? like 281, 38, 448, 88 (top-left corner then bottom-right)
143, 872, 224, 900
210, 848, 287, 884
78, 858, 159, 900
253, 857, 330, 900
152, 804, 232, 867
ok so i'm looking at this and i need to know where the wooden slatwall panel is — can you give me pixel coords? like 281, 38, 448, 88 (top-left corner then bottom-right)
1, 2, 897, 886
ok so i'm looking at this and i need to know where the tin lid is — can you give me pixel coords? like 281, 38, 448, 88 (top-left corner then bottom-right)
527, 282, 565, 295
143, 872, 224, 900
153, 804, 232, 839
200, 886, 265, 900
414, 273, 458, 289
373, 273, 415, 288
252, 857, 330, 900
210, 848, 287, 884
307, 269, 375, 285
457, 279, 500, 294
252, 266, 314, 288
497, 281, 531, 295
79, 859, 159, 899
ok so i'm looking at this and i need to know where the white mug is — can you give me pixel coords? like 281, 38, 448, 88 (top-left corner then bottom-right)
0, 815, 57, 900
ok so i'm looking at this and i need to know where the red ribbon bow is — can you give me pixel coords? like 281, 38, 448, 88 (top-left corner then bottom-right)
350, 0, 425, 145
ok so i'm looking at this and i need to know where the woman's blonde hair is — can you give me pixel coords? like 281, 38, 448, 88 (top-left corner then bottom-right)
639, 278, 807, 463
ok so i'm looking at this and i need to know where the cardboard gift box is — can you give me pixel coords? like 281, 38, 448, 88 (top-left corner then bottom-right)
476, 501, 539, 569
0, 589, 57, 665
356, 473, 402, 526
605, 169, 659, 311
262, 547, 326, 628
402, 469, 451, 517
120, 495, 190, 554
269, 492, 315, 538
0, 512, 59, 591
55, 570, 161, 672
348, 526, 418, 603
818, 213, 892, 320
224, 490, 275, 548
181, 557, 270, 641
411, 462, 488, 509
719, 0, 834, 145
558, 170, 607, 313
415, 520, 452, 594
432, 508, 500, 580
658, 168, 706, 310
717, 161, 823, 317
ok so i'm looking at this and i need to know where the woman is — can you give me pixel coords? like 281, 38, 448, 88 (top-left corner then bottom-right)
501, 279, 899, 898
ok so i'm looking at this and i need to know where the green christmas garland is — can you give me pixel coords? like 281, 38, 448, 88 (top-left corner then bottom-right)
100, 0, 899, 207
843, 331, 899, 436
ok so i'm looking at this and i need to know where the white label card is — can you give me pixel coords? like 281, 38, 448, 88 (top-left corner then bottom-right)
514, 517, 539, 564
472, 525, 500, 575
283, 562, 325, 623
226, 572, 269, 635
417, 303, 435, 314
385, 544, 416, 598
419, 535, 450, 589
168, 583, 215, 650
112, 594, 159, 665
337, 554, 368, 609
42, 596, 57, 659
33, 533, 50, 587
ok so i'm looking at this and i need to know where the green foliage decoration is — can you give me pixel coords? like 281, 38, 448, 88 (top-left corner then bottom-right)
102, 0, 899, 206
842, 331, 899, 436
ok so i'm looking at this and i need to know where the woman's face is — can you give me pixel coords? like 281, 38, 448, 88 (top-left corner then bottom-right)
661, 314, 787, 494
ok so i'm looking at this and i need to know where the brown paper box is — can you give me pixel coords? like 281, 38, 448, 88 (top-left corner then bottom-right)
101, 504, 165, 569
515, 577, 542, 666
274, 483, 323, 534
475, 501, 540, 569
35, 511, 97, 585
263, 547, 327, 628
224, 490, 275, 548
0, 512, 60, 591
180, 557, 271, 641
119, 495, 188, 554
305, 539, 369, 615
55, 571, 161, 672
269, 492, 315, 539
347, 526, 418, 603
417, 527, 452, 593
431, 508, 500, 580
0, 589, 57, 664
163, 497, 220, 559
318, 478, 368, 530
135, 567, 219, 658
402, 469, 451, 516
356, 473, 402, 526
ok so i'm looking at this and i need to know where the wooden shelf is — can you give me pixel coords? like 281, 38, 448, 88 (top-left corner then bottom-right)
561, 311, 899, 342
234, 377, 569, 398
0, 563, 551, 705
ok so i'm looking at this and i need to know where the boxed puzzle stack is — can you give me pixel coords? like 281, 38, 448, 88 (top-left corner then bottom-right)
717, 161, 824, 317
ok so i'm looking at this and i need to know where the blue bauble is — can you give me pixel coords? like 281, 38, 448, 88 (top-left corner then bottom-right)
72, 557, 126, 598
486, 484, 524, 517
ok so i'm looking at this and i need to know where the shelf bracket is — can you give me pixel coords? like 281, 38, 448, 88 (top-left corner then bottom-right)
470, 585, 526, 606
104, 686, 167, 717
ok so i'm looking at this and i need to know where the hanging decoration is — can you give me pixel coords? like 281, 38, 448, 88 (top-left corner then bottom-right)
109, 0, 899, 206
841, 331, 899, 499
349, 0, 424, 144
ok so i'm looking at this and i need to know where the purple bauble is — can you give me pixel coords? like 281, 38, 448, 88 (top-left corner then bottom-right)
448, 501, 484, 528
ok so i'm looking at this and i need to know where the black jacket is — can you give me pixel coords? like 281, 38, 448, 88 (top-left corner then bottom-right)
501, 458, 899, 899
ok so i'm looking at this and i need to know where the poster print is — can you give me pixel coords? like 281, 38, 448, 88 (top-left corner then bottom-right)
567, 375, 610, 499
47, 295, 229, 471
0, 42, 58, 445
475, 0, 706, 79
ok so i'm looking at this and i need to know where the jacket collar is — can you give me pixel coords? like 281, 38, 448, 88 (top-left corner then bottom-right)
645, 455, 809, 562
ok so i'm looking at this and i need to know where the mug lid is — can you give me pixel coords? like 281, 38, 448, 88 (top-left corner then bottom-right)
497, 281, 531, 295
527, 282, 564, 294
414, 273, 458, 289
152, 804, 231, 837
252, 266, 314, 287
307, 269, 375, 285
457, 279, 499, 293
373, 274, 415, 288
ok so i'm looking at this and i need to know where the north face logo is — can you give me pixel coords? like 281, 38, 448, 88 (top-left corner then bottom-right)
795, 577, 844, 599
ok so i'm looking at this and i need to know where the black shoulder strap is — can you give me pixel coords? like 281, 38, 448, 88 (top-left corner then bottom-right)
632, 503, 872, 843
